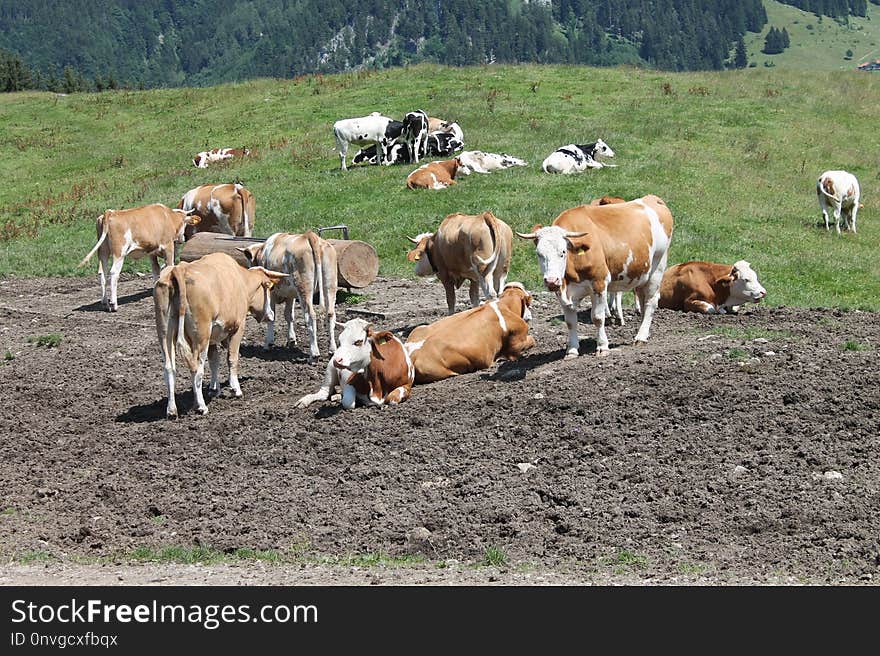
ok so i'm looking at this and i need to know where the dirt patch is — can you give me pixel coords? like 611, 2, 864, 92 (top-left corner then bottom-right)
1, 274, 878, 585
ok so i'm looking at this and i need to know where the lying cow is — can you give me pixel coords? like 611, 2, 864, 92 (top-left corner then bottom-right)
402, 109, 430, 163
333, 112, 402, 170
192, 147, 250, 168
425, 132, 463, 157
517, 195, 674, 358
178, 182, 255, 237
406, 283, 536, 383
238, 231, 338, 362
154, 253, 286, 418
590, 195, 626, 206
295, 318, 415, 409
428, 120, 464, 143
817, 170, 861, 234
659, 260, 766, 314
541, 139, 616, 174
457, 150, 527, 174
406, 158, 463, 190
407, 211, 513, 315
352, 142, 413, 166
79, 203, 200, 312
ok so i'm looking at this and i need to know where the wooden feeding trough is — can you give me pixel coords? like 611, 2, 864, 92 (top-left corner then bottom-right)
179, 225, 379, 289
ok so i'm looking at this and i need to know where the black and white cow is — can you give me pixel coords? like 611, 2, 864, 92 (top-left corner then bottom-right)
402, 110, 430, 163
333, 112, 403, 171
352, 141, 414, 166
457, 150, 528, 174
425, 132, 464, 157
541, 139, 616, 174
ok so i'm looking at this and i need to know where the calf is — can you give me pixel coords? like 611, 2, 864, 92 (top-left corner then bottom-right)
178, 182, 255, 237
402, 109, 430, 163
659, 260, 766, 314
517, 195, 673, 358
457, 150, 527, 174
333, 112, 400, 170
406, 283, 536, 383
238, 231, 338, 362
406, 211, 512, 314
295, 318, 414, 409
541, 139, 616, 174
352, 142, 413, 166
79, 203, 200, 312
817, 170, 861, 234
192, 147, 250, 168
406, 158, 463, 190
425, 132, 463, 157
154, 253, 286, 418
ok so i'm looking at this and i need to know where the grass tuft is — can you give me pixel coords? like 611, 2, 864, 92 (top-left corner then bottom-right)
27, 333, 63, 348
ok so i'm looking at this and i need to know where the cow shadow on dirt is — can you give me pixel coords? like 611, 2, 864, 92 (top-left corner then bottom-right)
74, 289, 152, 313
116, 397, 174, 423
238, 343, 315, 364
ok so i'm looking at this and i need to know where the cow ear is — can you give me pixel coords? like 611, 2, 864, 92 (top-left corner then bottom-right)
566, 235, 589, 255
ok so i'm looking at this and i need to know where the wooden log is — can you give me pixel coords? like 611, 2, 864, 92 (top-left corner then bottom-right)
179, 232, 379, 288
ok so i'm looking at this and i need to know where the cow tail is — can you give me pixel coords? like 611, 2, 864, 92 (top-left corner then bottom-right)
154, 268, 176, 373
168, 264, 195, 369
475, 213, 502, 278
306, 231, 325, 314
79, 213, 109, 267
817, 180, 837, 201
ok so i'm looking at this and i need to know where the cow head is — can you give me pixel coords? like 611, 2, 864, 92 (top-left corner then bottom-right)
192, 153, 205, 168
501, 282, 533, 322
237, 243, 266, 268
406, 233, 436, 276
516, 226, 588, 292
331, 318, 375, 375
592, 139, 615, 159
245, 267, 287, 323
172, 209, 201, 241
720, 260, 766, 306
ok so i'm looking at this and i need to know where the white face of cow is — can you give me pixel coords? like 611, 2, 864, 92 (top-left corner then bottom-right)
594, 139, 615, 159
532, 227, 571, 291
332, 318, 373, 374
406, 233, 435, 277
728, 261, 766, 305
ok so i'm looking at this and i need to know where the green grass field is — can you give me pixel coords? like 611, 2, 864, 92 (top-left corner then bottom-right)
746, 1, 880, 71
1, 63, 878, 309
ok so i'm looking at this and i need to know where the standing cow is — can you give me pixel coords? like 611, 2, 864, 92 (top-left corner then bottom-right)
517, 195, 673, 358
407, 211, 513, 315
402, 110, 430, 163
817, 170, 861, 234
238, 232, 338, 362
333, 112, 401, 170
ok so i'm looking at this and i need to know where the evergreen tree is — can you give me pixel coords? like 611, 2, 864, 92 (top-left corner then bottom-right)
733, 38, 748, 68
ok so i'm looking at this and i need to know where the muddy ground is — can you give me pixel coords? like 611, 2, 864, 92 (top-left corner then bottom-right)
0, 273, 878, 585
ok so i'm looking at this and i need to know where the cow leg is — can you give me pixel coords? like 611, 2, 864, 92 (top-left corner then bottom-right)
384, 384, 412, 405
819, 197, 830, 231
162, 329, 178, 420
191, 344, 210, 415
98, 252, 109, 309
207, 344, 223, 396
833, 203, 843, 234
295, 361, 340, 408
503, 332, 537, 360
296, 289, 319, 363
591, 290, 610, 356
150, 255, 161, 282
562, 303, 581, 359
227, 328, 245, 398
849, 203, 859, 234
285, 298, 297, 346
684, 298, 718, 314
108, 255, 125, 312
634, 283, 661, 344
443, 280, 457, 315
469, 280, 481, 308
339, 144, 348, 171
264, 297, 277, 350
609, 292, 625, 326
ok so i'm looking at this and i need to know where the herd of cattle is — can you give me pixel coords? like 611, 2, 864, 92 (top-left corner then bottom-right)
75, 112, 863, 418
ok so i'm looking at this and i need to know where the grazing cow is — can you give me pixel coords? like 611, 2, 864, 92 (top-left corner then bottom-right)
192, 147, 250, 168
79, 203, 200, 312
541, 139, 616, 174
817, 170, 861, 234
333, 112, 401, 170
517, 195, 674, 358
407, 211, 513, 315
178, 183, 255, 238
425, 132, 464, 157
238, 231, 338, 362
352, 142, 413, 166
659, 260, 766, 314
402, 109, 430, 163
154, 252, 286, 418
406, 158, 463, 190
406, 283, 536, 383
456, 150, 527, 174
295, 318, 414, 409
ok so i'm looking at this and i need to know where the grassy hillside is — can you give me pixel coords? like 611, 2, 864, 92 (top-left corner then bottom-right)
746, 0, 880, 70
0, 63, 878, 309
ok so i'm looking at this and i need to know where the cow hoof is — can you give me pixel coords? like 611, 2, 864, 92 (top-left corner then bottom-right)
596, 349, 610, 358
197, 406, 209, 415
166, 411, 178, 420
108, 305, 118, 313
563, 351, 579, 360
633, 339, 648, 347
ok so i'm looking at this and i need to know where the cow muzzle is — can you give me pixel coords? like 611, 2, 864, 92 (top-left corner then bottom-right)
544, 278, 561, 292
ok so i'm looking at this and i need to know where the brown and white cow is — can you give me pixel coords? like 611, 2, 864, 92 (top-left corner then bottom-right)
407, 211, 513, 315
192, 147, 250, 168
178, 183, 255, 237
154, 252, 286, 418
406, 158, 463, 190
817, 170, 861, 234
238, 231, 338, 362
79, 203, 200, 312
295, 318, 414, 410
517, 195, 674, 358
589, 195, 626, 206
405, 283, 536, 383
659, 260, 766, 314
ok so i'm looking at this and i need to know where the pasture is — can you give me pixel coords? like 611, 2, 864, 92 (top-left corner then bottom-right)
1, 64, 879, 583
